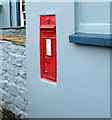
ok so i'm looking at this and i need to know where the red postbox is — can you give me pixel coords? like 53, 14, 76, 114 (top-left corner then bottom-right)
40, 15, 57, 82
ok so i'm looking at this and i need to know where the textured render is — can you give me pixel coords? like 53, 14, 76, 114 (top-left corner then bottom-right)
27, 2, 111, 118
0, 37, 27, 118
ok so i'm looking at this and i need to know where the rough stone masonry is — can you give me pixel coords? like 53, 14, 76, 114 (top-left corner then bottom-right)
0, 34, 27, 118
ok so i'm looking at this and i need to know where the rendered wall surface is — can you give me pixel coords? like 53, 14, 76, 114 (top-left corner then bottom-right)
26, 2, 110, 118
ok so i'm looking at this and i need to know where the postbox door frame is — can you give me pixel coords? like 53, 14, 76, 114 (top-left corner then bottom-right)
40, 15, 57, 82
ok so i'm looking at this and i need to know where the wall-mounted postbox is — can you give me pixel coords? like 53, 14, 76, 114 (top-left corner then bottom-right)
40, 15, 57, 82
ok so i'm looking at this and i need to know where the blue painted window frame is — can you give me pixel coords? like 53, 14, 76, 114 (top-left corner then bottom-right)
69, 33, 112, 47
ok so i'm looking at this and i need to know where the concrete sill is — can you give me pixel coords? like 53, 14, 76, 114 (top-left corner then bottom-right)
69, 33, 112, 47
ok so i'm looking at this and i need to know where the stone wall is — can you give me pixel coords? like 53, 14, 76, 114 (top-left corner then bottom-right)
0, 34, 27, 118
0, 26, 26, 35
0, 29, 26, 35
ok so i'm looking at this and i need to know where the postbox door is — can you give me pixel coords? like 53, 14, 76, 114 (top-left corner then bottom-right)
40, 15, 57, 82
43, 38, 56, 80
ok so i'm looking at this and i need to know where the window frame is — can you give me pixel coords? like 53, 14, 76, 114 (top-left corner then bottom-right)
75, 1, 110, 34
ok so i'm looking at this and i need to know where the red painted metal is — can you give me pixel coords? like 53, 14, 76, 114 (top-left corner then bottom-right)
40, 15, 57, 82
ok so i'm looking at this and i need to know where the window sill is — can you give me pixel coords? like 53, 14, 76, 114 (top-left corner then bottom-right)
69, 33, 112, 47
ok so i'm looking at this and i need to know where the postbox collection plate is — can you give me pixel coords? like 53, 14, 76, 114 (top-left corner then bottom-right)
40, 15, 57, 82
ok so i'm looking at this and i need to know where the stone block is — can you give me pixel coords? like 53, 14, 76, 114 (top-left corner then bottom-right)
8, 45, 16, 53
13, 98, 27, 111
15, 76, 25, 87
16, 46, 26, 55
2, 80, 9, 92
2, 92, 12, 103
13, 106, 27, 118
2, 61, 8, 71
19, 68, 26, 79
8, 84, 19, 97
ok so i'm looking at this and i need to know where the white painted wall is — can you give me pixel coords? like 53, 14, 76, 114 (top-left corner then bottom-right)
26, 2, 111, 118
